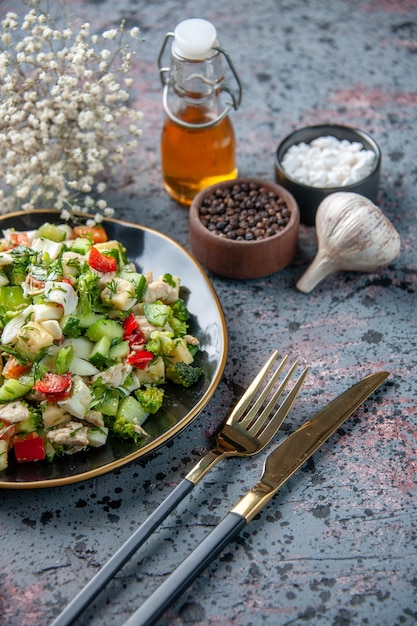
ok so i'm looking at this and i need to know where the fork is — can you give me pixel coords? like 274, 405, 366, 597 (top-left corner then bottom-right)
51, 350, 309, 626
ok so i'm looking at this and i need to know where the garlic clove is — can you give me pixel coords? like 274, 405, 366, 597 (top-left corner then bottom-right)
296, 250, 341, 293
296, 192, 401, 293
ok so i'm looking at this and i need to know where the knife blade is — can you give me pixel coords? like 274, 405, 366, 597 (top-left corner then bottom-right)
123, 370, 390, 626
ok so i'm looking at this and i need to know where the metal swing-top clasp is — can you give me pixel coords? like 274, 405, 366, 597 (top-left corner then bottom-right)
157, 21, 242, 130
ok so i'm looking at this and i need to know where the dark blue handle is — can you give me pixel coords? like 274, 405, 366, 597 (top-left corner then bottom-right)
123, 512, 247, 626
51, 478, 195, 626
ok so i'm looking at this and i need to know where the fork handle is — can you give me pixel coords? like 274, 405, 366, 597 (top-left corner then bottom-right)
51, 478, 195, 626
123, 512, 247, 626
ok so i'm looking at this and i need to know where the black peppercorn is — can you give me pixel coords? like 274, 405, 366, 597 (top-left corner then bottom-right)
198, 183, 290, 241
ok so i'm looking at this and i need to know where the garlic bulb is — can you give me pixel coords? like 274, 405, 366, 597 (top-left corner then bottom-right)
296, 192, 401, 293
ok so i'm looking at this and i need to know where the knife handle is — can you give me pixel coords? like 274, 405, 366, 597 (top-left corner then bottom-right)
123, 512, 247, 626
51, 478, 195, 626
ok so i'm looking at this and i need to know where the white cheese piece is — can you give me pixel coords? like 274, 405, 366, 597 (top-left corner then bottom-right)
17, 321, 55, 353
32, 303, 63, 322
0, 252, 14, 266
40, 319, 63, 341
31, 238, 63, 260
101, 277, 136, 311
58, 376, 93, 419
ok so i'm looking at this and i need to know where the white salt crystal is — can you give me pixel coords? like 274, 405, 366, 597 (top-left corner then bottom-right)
281, 134, 376, 188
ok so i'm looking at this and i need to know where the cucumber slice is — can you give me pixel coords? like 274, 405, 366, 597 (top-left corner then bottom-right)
93, 388, 120, 416
60, 315, 81, 338
78, 313, 106, 330
117, 395, 148, 425
108, 340, 130, 361
143, 302, 170, 327
0, 377, 34, 403
89, 335, 111, 368
86, 318, 124, 342
69, 237, 92, 255
37, 222, 67, 242
0, 286, 30, 312
87, 426, 108, 447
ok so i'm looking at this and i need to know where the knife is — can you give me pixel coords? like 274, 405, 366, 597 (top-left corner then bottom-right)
123, 370, 390, 626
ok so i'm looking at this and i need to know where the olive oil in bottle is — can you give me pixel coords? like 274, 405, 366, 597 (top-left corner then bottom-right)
158, 19, 242, 205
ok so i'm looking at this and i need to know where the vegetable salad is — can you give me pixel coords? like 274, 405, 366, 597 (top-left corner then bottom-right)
0, 222, 203, 471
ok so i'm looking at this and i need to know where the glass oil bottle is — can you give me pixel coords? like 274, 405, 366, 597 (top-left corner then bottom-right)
158, 18, 242, 205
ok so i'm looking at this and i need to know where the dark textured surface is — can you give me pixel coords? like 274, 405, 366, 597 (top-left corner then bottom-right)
1, 1, 416, 625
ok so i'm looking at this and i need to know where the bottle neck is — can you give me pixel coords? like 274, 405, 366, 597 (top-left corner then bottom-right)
164, 50, 227, 128
170, 51, 224, 103
158, 33, 242, 130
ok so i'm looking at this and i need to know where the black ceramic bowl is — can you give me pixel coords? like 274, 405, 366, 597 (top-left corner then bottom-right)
275, 124, 382, 226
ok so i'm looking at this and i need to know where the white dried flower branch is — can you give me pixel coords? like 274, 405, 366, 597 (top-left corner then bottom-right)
0, 0, 143, 221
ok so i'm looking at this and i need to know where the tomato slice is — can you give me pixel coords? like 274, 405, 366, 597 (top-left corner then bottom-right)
72, 225, 108, 244
13, 432, 46, 463
3, 357, 31, 380
88, 246, 117, 273
126, 350, 154, 369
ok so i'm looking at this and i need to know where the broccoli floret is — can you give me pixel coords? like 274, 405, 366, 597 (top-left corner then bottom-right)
165, 361, 203, 388
14, 404, 43, 434
145, 330, 174, 356
170, 298, 189, 322
168, 316, 188, 336
168, 299, 190, 336
111, 416, 148, 443
104, 396, 149, 443
28, 406, 43, 430
135, 386, 164, 414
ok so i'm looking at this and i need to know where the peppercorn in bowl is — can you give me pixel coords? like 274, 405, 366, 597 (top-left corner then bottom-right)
275, 124, 381, 226
189, 179, 299, 279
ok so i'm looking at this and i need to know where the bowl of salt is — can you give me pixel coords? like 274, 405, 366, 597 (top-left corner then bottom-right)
275, 124, 381, 226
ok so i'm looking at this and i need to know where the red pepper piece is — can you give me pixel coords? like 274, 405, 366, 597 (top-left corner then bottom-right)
126, 350, 154, 369
123, 312, 138, 338
34, 373, 72, 400
10, 232, 31, 248
13, 432, 46, 463
123, 313, 145, 347
88, 246, 117, 273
